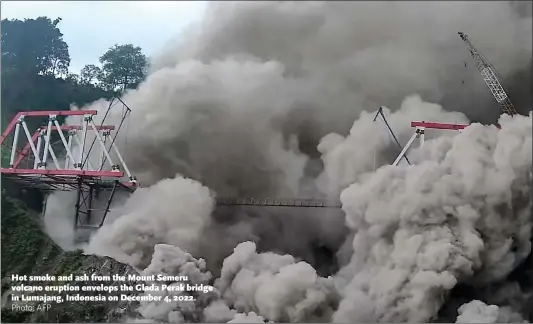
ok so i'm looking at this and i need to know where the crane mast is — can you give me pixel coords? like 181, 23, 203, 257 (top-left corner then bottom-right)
458, 32, 517, 116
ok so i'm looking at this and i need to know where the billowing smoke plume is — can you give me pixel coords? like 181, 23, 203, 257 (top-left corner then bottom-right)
71, 1, 531, 197
83, 112, 532, 322
131, 241, 338, 323
333, 113, 532, 322
455, 300, 525, 323
136, 244, 218, 322
316, 95, 469, 198
40, 1, 532, 322
214, 241, 339, 322
152, 1, 531, 123
85, 176, 215, 267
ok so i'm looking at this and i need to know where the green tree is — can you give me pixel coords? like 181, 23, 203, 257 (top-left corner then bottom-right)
98, 44, 147, 91
66, 73, 80, 83
80, 64, 102, 84
1, 17, 70, 76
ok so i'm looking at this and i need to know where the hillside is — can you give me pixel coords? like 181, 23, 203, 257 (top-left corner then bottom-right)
0, 191, 142, 322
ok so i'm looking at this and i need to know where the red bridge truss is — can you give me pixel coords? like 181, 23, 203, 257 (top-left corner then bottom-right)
1, 98, 137, 229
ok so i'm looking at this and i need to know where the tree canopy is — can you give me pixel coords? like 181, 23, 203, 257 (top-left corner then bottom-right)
79, 64, 102, 85
1, 17, 70, 76
98, 44, 147, 91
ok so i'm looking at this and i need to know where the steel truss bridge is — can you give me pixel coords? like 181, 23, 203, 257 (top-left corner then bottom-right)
0, 97, 487, 231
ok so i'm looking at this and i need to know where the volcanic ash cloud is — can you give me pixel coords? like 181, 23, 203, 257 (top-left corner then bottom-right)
333, 113, 532, 322
316, 94, 469, 198
455, 300, 525, 323
86, 175, 215, 269
135, 242, 337, 323
215, 241, 340, 322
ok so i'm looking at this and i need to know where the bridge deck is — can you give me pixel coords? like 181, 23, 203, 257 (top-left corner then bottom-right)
216, 197, 342, 208
2, 172, 341, 208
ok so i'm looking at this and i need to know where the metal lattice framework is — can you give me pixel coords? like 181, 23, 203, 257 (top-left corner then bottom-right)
459, 32, 517, 116
1, 101, 137, 229
0, 110, 136, 183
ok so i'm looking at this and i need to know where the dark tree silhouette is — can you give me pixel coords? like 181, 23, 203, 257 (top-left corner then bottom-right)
80, 64, 103, 85
1, 17, 70, 76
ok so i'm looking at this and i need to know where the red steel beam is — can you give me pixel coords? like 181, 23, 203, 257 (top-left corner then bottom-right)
1, 110, 99, 145
411, 121, 501, 130
0, 168, 124, 178
411, 121, 469, 130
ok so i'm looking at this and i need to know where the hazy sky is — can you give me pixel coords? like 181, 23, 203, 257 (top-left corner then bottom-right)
1, 1, 208, 73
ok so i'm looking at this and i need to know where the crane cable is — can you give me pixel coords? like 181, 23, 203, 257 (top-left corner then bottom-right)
123, 104, 130, 153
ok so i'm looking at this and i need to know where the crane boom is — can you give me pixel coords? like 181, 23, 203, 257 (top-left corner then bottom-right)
458, 32, 517, 116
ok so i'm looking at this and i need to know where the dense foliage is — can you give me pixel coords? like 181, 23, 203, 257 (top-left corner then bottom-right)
1, 17, 70, 77
99, 44, 148, 91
